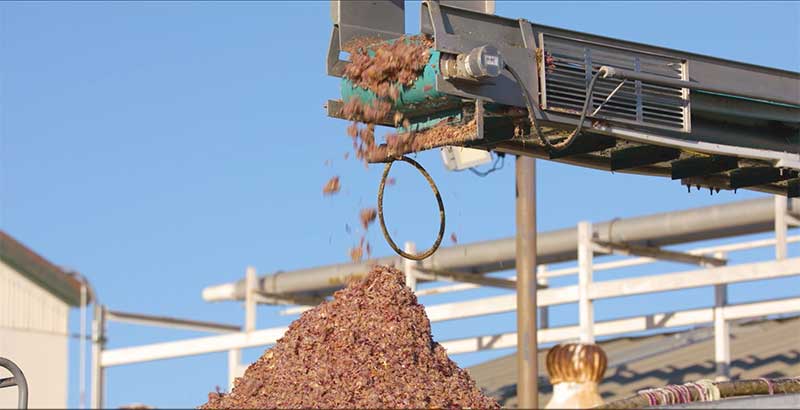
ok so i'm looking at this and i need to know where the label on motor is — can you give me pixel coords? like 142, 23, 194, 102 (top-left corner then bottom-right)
484, 55, 499, 67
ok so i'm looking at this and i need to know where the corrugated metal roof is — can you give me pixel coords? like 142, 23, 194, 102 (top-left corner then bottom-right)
0, 230, 85, 306
467, 316, 800, 408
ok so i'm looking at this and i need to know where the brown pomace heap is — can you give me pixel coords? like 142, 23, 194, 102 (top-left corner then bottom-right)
201, 266, 499, 409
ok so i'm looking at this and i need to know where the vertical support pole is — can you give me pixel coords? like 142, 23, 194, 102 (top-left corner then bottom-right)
227, 349, 242, 391
403, 242, 418, 291
90, 304, 106, 409
515, 156, 538, 409
79, 282, 87, 409
537, 265, 549, 329
228, 266, 258, 390
775, 195, 788, 260
713, 252, 730, 381
578, 221, 595, 344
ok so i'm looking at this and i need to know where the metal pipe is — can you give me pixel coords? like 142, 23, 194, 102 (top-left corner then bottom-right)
203, 198, 797, 302
515, 156, 538, 408
0, 357, 28, 409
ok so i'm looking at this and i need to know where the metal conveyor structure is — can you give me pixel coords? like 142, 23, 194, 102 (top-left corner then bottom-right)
326, 1, 800, 197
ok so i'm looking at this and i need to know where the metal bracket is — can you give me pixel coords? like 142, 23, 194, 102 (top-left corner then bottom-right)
327, 0, 405, 77
593, 239, 728, 267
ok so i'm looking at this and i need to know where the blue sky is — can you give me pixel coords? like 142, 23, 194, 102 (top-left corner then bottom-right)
1, 1, 798, 407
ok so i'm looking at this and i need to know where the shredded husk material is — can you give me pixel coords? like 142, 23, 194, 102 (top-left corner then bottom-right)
322, 176, 341, 196
340, 36, 475, 163
201, 266, 499, 409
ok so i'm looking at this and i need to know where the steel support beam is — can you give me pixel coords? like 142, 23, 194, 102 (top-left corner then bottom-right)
515, 155, 538, 409
730, 167, 794, 189
671, 156, 739, 180
105, 310, 239, 333
415, 267, 516, 289
789, 179, 800, 198
593, 240, 727, 267
548, 134, 616, 159
610, 145, 681, 171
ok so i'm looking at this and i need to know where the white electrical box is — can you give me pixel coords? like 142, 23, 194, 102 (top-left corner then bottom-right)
440, 146, 492, 171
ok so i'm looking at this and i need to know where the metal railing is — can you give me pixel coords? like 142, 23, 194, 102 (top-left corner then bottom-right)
89, 196, 799, 407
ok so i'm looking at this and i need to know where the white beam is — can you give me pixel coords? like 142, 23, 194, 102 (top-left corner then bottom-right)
545, 235, 799, 278
589, 257, 800, 300
723, 296, 800, 320
424, 285, 579, 323
441, 296, 800, 355
101, 326, 288, 367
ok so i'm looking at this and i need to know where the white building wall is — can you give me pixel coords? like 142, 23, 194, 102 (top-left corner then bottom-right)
0, 259, 69, 408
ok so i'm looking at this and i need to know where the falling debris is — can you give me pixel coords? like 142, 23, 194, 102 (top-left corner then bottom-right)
322, 176, 341, 196
359, 207, 377, 230
349, 244, 363, 262
450, 232, 458, 244
386, 177, 396, 186
201, 266, 499, 409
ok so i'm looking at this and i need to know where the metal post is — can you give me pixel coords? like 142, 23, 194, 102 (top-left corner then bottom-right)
90, 304, 106, 409
713, 252, 731, 381
227, 266, 258, 389
515, 156, 538, 409
578, 221, 595, 344
79, 282, 87, 409
403, 242, 418, 291
775, 196, 788, 260
537, 265, 549, 329
227, 349, 242, 391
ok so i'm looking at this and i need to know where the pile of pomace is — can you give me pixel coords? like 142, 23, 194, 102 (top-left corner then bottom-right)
201, 265, 499, 409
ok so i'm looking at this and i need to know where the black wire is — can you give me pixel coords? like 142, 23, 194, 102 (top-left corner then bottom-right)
469, 153, 505, 177
505, 62, 605, 153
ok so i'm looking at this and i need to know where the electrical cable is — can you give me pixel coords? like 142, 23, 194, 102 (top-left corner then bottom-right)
377, 156, 445, 261
506, 62, 608, 153
469, 153, 505, 177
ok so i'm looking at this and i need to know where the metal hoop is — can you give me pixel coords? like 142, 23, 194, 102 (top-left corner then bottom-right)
377, 156, 445, 261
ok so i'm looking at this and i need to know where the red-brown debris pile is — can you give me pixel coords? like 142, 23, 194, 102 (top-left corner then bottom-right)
322, 176, 341, 196
201, 266, 499, 409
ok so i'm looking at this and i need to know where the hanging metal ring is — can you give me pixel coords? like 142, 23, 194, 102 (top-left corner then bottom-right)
377, 156, 445, 261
